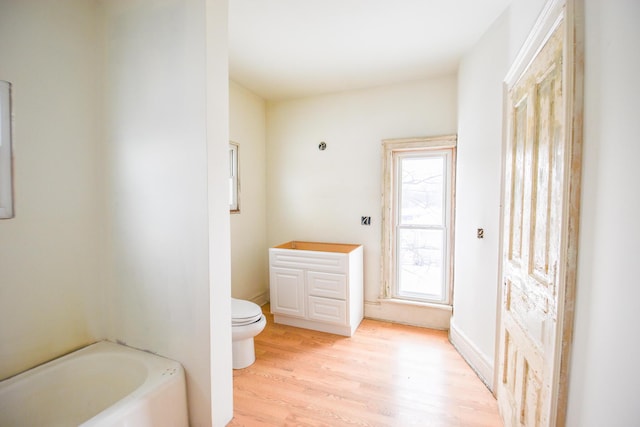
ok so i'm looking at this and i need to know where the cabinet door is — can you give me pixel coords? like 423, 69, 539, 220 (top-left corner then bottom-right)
270, 267, 306, 318
307, 271, 347, 300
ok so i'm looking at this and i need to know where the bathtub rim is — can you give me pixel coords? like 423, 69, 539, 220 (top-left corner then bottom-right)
0, 340, 187, 427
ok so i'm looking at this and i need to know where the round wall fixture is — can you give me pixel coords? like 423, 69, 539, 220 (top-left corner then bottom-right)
318, 141, 327, 151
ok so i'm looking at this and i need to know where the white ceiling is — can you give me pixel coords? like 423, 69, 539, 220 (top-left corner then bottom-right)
228, 0, 513, 101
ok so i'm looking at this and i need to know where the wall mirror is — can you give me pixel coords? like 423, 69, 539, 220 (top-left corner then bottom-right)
229, 141, 239, 213
0, 80, 13, 219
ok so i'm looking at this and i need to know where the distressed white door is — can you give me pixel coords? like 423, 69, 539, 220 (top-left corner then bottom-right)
497, 1, 583, 426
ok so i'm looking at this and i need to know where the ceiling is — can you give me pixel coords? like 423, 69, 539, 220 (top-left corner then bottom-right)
228, 0, 513, 101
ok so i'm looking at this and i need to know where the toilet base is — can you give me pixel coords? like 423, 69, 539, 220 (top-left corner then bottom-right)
232, 338, 256, 369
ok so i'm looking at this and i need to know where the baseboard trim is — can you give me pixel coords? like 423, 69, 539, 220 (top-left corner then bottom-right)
249, 290, 270, 307
449, 317, 494, 391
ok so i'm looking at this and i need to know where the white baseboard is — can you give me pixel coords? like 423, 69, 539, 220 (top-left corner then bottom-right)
449, 317, 494, 391
249, 290, 270, 307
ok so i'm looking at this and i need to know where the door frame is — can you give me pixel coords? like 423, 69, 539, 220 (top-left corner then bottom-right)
494, 0, 584, 425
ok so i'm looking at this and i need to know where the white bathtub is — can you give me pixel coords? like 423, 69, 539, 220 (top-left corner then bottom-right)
0, 341, 188, 427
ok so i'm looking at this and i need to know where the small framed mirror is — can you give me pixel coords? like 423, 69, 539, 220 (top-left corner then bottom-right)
0, 80, 14, 219
229, 141, 239, 213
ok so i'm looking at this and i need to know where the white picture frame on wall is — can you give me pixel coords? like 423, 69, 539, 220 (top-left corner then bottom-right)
0, 80, 14, 219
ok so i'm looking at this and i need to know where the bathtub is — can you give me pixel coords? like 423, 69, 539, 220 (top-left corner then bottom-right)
0, 341, 188, 427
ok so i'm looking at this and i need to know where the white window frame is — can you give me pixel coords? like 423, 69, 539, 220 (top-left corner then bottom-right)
229, 141, 239, 213
0, 80, 14, 219
381, 135, 456, 305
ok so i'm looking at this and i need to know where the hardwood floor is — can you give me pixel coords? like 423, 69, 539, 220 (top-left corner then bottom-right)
229, 305, 502, 427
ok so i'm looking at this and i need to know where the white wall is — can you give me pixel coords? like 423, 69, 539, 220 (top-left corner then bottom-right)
0, 1, 232, 424
206, 1, 234, 424
567, 1, 640, 425
266, 77, 457, 315
451, 9, 510, 385
451, 0, 546, 386
229, 81, 268, 303
0, 0, 103, 379
102, 0, 232, 425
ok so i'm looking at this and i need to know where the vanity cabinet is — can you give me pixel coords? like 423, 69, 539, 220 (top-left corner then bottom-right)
269, 241, 364, 336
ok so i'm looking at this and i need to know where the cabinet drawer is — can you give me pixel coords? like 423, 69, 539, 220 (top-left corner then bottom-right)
308, 296, 347, 325
307, 271, 347, 300
270, 249, 347, 273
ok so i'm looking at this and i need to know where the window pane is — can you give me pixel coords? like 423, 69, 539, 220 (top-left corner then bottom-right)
397, 228, 444, 299
399, 156, 444, 226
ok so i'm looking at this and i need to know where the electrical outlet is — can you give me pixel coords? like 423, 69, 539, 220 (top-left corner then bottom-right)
361, 216, 371, 226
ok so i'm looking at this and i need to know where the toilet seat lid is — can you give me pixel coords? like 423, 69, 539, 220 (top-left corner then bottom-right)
231, 298, 262, 325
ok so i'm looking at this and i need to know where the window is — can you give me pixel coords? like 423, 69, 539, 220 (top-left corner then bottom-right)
0, 80, 13, 219
381, 136, 456, 304
229, 142, 239, 213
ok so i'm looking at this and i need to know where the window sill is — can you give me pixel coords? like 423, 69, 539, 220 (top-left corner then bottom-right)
379, 298, 452, 311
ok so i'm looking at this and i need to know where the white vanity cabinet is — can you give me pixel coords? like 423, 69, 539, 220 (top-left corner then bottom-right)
269, 241, 364, 336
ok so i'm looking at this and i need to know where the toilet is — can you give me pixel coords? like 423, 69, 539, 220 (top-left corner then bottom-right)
231, 298, 267, 369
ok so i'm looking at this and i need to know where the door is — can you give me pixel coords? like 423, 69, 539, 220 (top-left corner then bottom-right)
497, 1, 583, 426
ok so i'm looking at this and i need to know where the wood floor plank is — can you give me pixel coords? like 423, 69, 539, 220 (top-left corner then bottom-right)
229, 305, 502, 427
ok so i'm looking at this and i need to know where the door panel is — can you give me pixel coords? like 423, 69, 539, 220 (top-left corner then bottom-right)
509, 98, 528, 264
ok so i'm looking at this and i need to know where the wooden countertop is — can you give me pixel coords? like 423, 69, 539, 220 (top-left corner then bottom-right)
273, 241, 361, 253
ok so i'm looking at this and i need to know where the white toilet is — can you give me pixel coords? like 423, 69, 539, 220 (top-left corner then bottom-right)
231, 298, 267, 369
